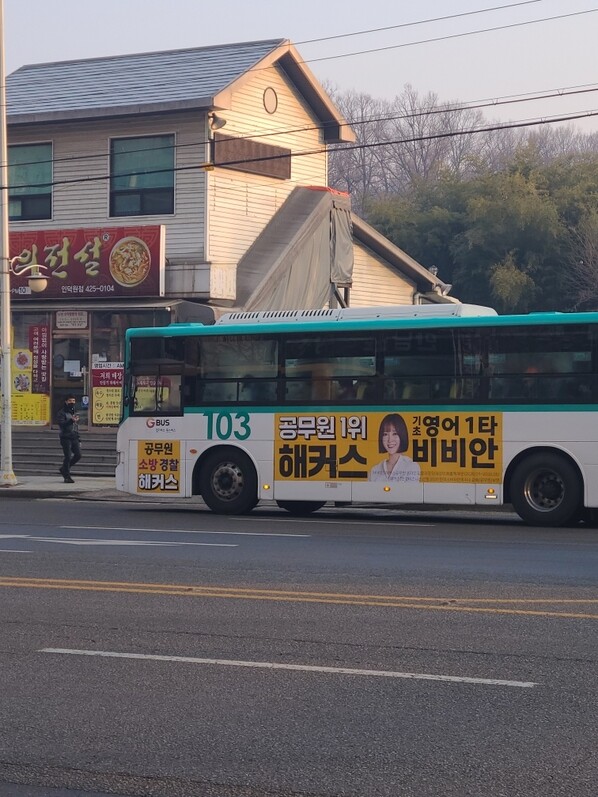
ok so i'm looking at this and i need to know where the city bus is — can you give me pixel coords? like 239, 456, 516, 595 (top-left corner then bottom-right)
115, 304, 598, 527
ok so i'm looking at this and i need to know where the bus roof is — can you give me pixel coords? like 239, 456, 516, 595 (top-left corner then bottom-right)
216, 304, 498, 324
125, 306, 598, 340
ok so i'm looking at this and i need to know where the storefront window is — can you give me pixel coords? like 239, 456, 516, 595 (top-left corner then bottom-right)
9, 308, 171, 429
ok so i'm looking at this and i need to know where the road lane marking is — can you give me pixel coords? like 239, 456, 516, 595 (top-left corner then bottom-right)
0, 535, 236, 548
2, 577, 597, 619
39, 648, 538, 688
61, 525, 310, 537
0, 549, 31, 553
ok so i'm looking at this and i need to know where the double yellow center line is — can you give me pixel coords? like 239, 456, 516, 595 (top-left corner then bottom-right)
1, 576, 597, 619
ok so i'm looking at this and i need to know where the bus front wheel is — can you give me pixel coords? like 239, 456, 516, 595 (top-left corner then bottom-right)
276, 500, 326, 516
510, 452, 582, 527
199, 448, 258, 515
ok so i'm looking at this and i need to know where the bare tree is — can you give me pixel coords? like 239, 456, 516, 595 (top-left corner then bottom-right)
565, 212, 598, 309
326, 88, 390, 215
381, 85, 451, 193
325, 82, 598, 216
439, 103, 486, 178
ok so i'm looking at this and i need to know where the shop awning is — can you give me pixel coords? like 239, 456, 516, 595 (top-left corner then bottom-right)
11, 299, 217, 323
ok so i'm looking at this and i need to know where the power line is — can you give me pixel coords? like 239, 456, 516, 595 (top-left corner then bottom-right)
7, 81, 598, 173
5, 107, 597, 193
305, 8, 598, 64
294, 1, 544, 44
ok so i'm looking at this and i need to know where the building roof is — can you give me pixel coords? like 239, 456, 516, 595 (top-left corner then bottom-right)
7, 39, 354, 142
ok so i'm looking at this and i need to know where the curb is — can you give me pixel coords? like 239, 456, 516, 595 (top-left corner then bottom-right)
2, 489, 518, 516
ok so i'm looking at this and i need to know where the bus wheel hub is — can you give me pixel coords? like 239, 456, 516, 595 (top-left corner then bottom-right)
529, 470, 564, 509
211, 462, 244, 500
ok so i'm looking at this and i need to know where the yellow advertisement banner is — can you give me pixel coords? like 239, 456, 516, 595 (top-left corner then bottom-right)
275, 411, 502, 484
136, 439, 181, 493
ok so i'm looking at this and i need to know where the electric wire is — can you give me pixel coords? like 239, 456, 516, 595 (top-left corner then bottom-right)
6, 81, 598, 173
4, 106, 597, 193
293, 0, 544, 44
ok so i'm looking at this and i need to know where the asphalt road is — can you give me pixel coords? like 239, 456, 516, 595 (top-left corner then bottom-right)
0, 497, 596, 797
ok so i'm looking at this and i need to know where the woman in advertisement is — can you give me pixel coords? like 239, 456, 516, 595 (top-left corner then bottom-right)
370, 412, 421, 483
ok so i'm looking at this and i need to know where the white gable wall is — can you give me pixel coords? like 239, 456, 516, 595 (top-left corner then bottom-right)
350, 240, 417, 307
208, 65, 328, 300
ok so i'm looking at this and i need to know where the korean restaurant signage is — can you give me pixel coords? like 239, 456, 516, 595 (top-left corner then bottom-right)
274, 411, 503, 484
28, 325, 50, 393
10, 225, 165, 300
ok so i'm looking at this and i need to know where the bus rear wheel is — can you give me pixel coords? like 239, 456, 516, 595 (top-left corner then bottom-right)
510, 452, 582, 527
199, 448, 258, 515
276, 500, 326, 516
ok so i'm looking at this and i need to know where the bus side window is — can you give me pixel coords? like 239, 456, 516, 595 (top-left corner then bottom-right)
240, 376, 277, 403
201, 381, 238, 403
333, 379, 356, 401
311, 363, 332, 401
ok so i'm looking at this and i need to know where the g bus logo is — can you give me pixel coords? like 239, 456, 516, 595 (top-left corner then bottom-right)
146, 418, 170, 429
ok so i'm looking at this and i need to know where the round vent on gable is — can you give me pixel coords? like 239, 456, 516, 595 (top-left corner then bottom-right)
263, 87, 278, 114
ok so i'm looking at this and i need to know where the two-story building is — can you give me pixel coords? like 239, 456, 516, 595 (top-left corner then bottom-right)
6, 38, 453, 433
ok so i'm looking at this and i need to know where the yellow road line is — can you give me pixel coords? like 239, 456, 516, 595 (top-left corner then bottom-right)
0, 577, 597, 619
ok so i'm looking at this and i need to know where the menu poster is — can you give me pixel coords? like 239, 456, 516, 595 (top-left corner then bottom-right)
92, 362, 124, 425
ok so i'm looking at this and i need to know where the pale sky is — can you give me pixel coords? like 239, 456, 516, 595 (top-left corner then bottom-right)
5, 0, 598, 133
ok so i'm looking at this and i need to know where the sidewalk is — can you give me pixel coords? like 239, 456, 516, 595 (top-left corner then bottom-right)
1, 475, 129, 501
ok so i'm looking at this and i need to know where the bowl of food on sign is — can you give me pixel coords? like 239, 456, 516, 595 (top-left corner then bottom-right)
14, 351, 31, 370
109, 237, 151, 287
14, 374, 30, 392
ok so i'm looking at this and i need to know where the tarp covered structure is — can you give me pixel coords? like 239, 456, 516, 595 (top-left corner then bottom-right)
236, 187, 353, 311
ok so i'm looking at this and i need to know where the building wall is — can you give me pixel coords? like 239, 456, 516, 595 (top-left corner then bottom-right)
9, 112, 209, 297
208, 64, 328, 299
350, 241, 416, 307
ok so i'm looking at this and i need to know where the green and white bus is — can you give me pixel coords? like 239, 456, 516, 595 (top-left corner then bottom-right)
116, 304, 598, 526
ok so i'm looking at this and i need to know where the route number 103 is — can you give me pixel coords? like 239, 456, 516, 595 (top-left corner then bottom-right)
205, 411, 251, 440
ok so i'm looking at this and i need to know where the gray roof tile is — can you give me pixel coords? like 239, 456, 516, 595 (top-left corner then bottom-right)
7, 39, 286, 122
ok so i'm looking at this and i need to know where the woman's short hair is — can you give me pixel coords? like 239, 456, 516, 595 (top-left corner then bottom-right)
378, 413, 409, 453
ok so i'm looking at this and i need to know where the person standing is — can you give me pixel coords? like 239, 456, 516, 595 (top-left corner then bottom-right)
57, 394, 81, 483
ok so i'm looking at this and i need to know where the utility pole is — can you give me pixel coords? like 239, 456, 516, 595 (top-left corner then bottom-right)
0, 0, 17, 485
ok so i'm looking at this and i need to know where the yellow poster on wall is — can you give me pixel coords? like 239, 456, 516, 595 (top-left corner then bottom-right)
92, 387, 123, 425
12, 393, 50, 425
10, 349, 50, 426
275, 411, 502, 484
136, 440, 181, 493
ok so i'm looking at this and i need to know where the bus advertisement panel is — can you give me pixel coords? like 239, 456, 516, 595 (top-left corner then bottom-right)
275, 411, 502, 484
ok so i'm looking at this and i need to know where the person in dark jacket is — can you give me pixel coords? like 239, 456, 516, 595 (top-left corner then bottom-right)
57, 394, 81, 483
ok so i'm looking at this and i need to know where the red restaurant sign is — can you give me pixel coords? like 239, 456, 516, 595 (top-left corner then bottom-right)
10, 225, 165, 300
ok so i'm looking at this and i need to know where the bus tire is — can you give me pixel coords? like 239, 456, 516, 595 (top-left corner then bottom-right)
276, 500, 326, 516
199, 447, 258, 515
510, 452, 582, 527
